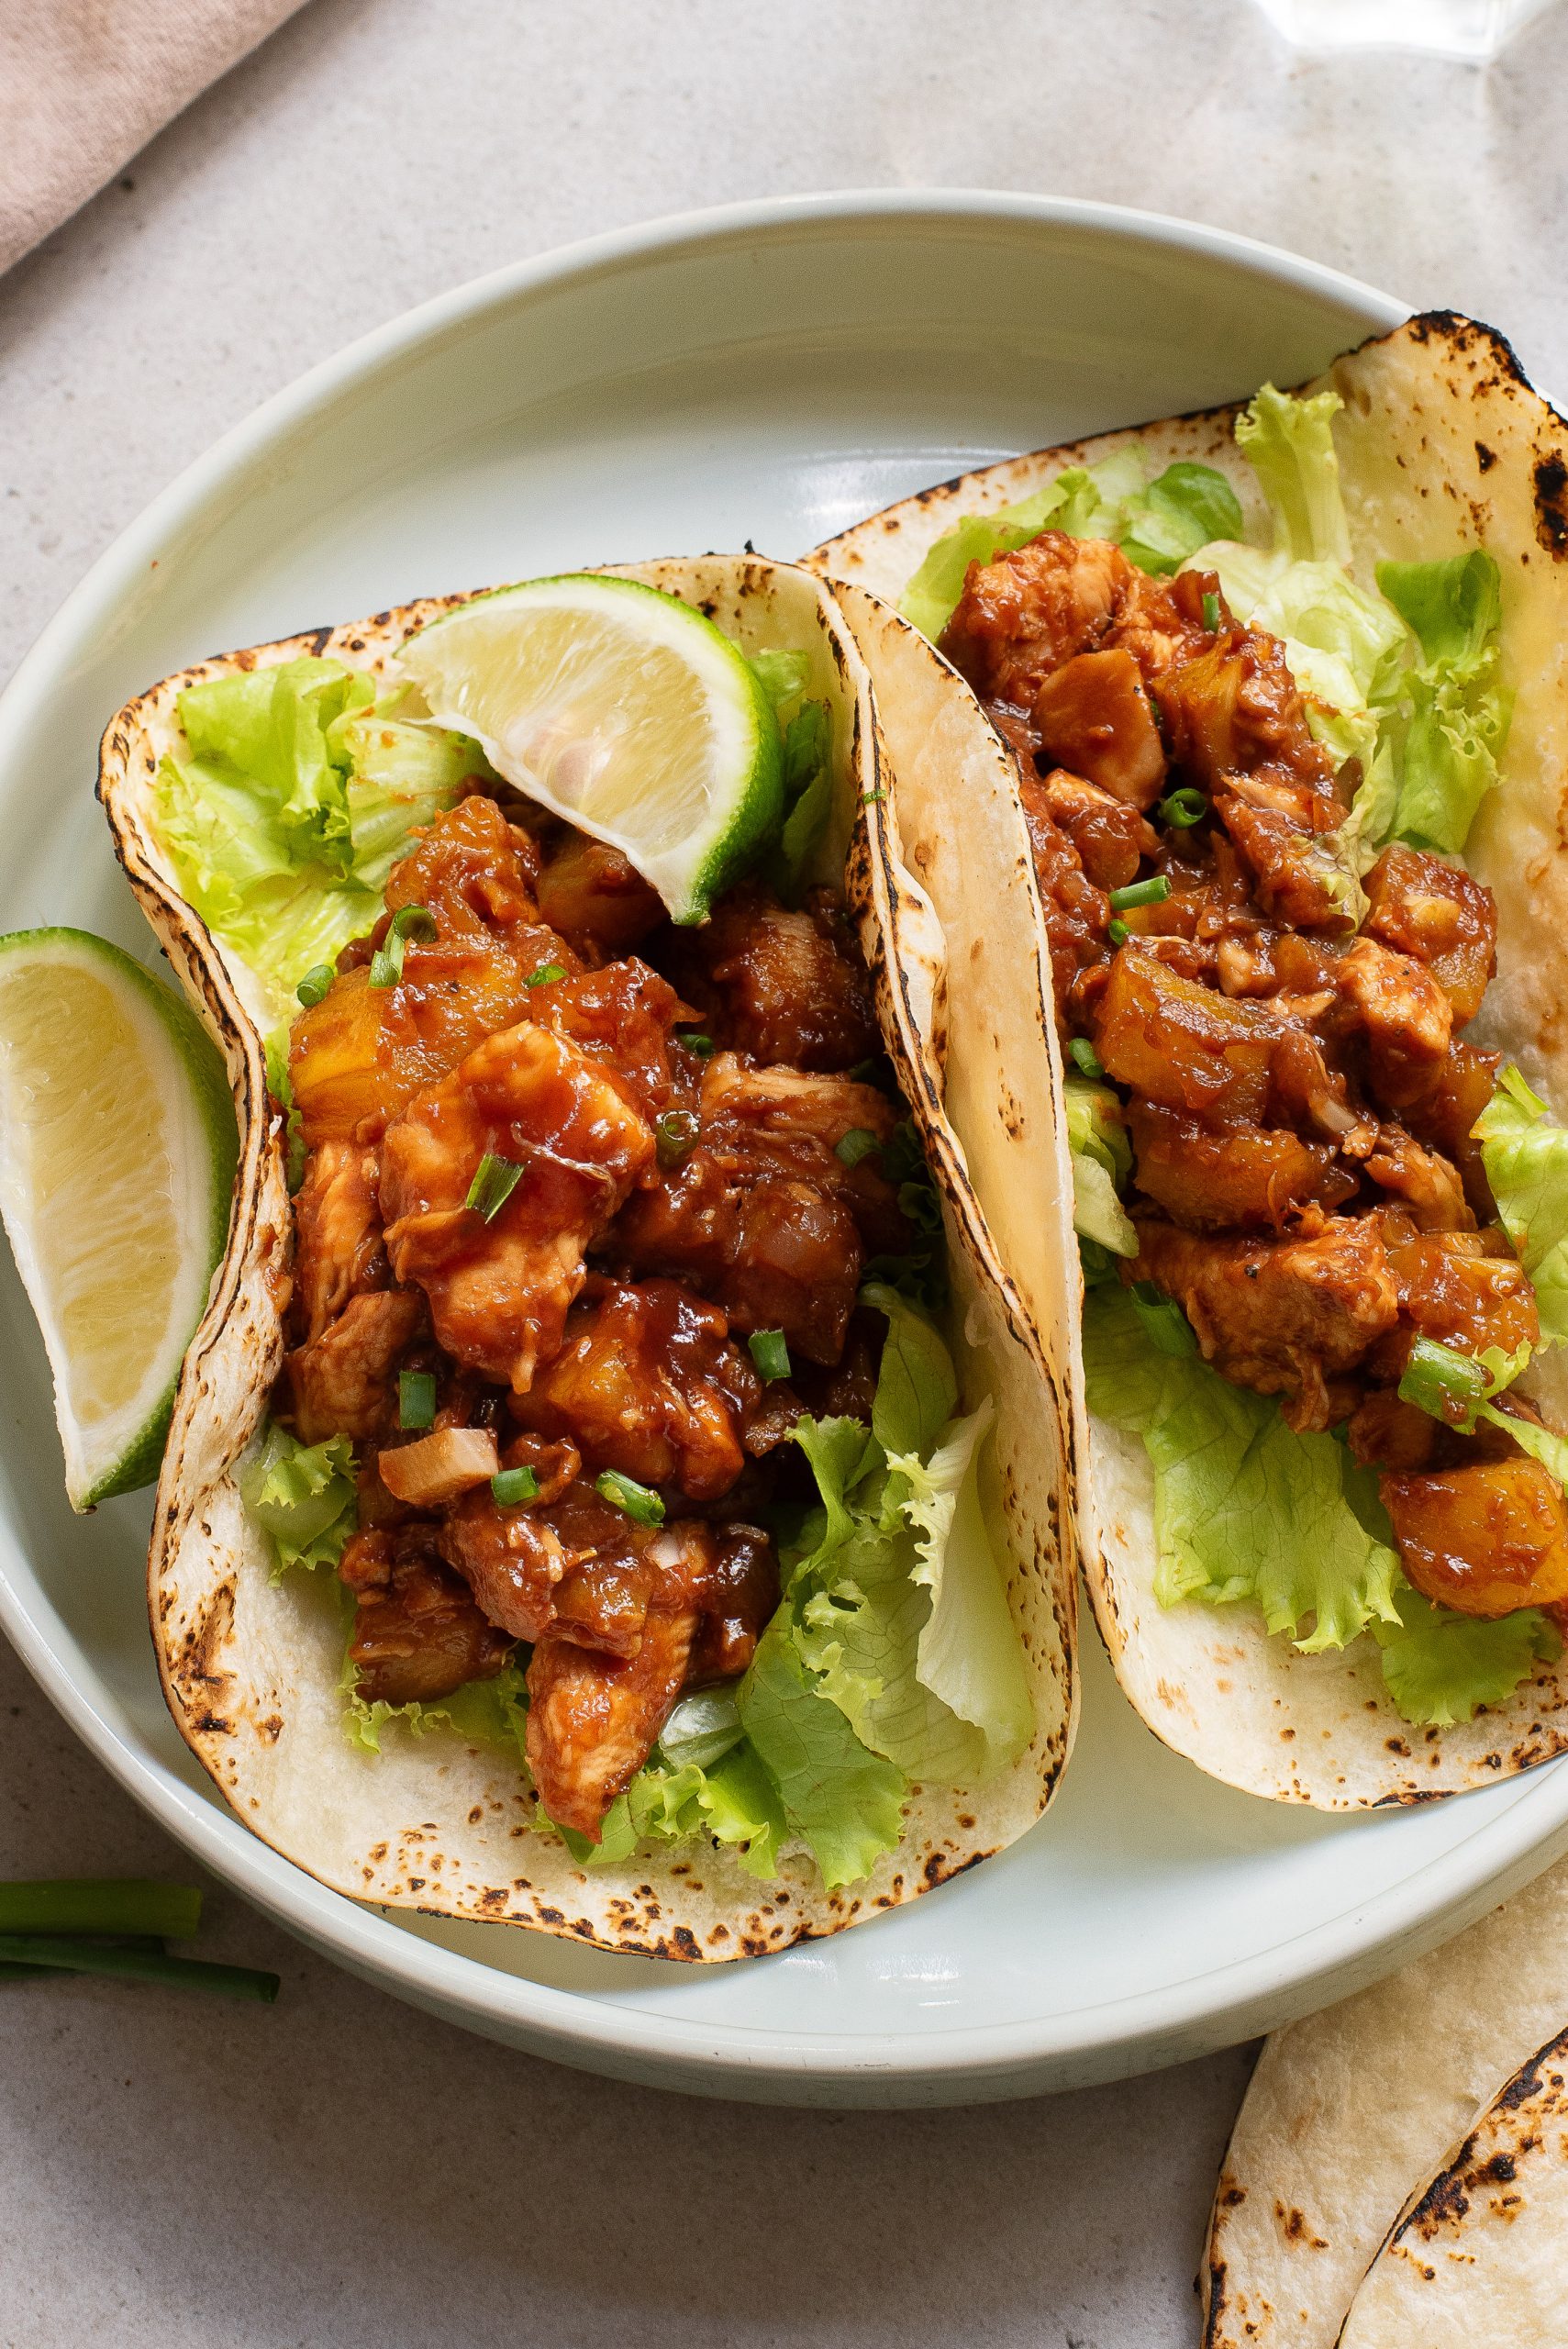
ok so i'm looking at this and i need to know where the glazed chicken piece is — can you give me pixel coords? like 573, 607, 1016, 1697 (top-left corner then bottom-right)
510, 1276, 759, 1501
1345, 1389, 1440, 1474
290, 1141, 389, 1343
1362, 1127, 1474, 1233
1130, 1216, 1400, 1431
284, 1287, 426, 1443
1016, 773, 1110, 1018
686, 1523, 781, 1683
1404, 1039, 1501, 1221
1380, 1461, 1568, 1619
536, 834, 665, 960
379, 1019, 657, 1389
1031, 650, 1167, 808
543, 960, 687, 1120
526, 1517, 718, 1838
1037, 769, 1159, 893
290, 797, 575, 1146
1363, 845, 1498, 1027
940, 531, 1207, 707
1335, 937, 1453, 1111
1126, 1101, 1356, 1231
339, 1524, 514, 1705
664, 883, 880, 1073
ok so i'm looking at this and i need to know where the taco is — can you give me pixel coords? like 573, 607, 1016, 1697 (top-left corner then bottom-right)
97, 553, 1074, 1957
812, 315, 1568, 1806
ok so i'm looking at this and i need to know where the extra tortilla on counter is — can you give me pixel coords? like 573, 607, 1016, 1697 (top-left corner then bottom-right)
1201, 1849, 1568, 2347
98, 553, 1077, 1959
810, 315, 1568, 1807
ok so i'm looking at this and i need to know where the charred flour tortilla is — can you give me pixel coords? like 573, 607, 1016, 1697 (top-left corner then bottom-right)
98, 554, 1075, 1959
1202, 1851, 1568, 2347
812, 316, 1568, 1806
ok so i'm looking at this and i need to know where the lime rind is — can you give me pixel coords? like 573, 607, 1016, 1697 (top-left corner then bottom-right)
0, 928, 239, 1509
398, 573, 784, 923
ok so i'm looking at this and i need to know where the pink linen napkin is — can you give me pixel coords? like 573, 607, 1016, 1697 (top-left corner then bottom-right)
0, 0, 310, 277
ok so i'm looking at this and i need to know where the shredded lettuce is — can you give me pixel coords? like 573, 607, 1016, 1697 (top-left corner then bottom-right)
153, 660, 480, 1019
899, 450, 1241, 641
1376, 553, 1512, 854
1475, 1065, 1568, 1347
736, 1619, 906, 1888
1372, 1588, 1559, 1729
1064, 1075, 1137, 1257
262, 1026, 307, 1192
1233, 383, 1351, 567
239, 1425, 357, 1577
1200, 543, 1407, 776
1083, 1285, 1552, 1723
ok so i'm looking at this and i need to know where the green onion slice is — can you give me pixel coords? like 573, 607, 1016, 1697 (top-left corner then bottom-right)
465, 1152, 524, 1221
525, 961, 565, 988
1399, 1336, 1489, 1428
1068, 1038, 1105, 1081
1202, 591, 1221, 633
295, 963, 335, 1008
1158, 787, 1207, 829
491, 1464, 540, 1506
595, 1470, 665, 1527
748, 1329, 791, 1382
676, 1030, 715, 1060
655, 1108, 700, 1168
397, 1370, 436, 1430
1107, 875, 1172, 913
369, 905, 438, 989
1106, 918, 1130, 947
835, 1127, 882, 1167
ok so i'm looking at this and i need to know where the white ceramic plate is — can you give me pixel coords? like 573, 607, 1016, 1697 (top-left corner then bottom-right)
6, 193, 1567, 2108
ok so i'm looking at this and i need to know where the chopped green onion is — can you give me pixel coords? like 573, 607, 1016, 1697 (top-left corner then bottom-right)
0, 1932, 279, 2003
862, 789, 885, 806
369, 905, 438, 988
491, 1465, 539, 1507
465, 1152, 524, 1221
676, 1030, 715, 1059
525, 961, 565, 988
1107, 875, 1172, 913
1068, 1038, 1105, 1082
835, 1127, 882, 1167
397, 1371, 436, 1431
0, 1880, 202, 1940
1399, 1335, 1488, 1428
1158, 787, 1207, 829
1106, 918, 1130, 947
295, 963, 335, 1009
748, 1329, 791, 1382
655, 1108, 699, 1168
595, 1470, 665, 1527
1202, 591, 1221, 633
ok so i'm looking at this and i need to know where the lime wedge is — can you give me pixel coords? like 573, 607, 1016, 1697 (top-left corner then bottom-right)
397, 573, 783, 922
0, 930, 238, 1509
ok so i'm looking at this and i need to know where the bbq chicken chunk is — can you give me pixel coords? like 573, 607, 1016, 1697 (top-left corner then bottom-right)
665, 883, 880, 1072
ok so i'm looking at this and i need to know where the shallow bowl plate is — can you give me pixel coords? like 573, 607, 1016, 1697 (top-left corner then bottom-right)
5, 191, 1564, 2106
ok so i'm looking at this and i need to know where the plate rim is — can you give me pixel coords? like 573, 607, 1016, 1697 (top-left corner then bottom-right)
12, 185, 1562, 2102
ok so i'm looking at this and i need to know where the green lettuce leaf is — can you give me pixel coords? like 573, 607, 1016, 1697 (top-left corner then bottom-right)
349, 1662, 531, 1758
898, 450, 1239, 640
862, 1277, 958, 1456
737, 1615, 906, 1889
1064, 1074, 1137, 1256
1084, 1286, 1403, 1651
1377, 553, 1511, 855
1372, 1587, 1560, 1728
779, 697, 833, 893
1234, 384, 1351, 566
239, 1424, 357, 1577
153, 659, 472, 1019
1198, 544, 1407, 774
746, 648, 812, 717
1475, 1065, 1568, 1346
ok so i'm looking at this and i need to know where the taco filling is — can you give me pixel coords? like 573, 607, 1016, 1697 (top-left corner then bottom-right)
919, 384, 1568, 1727
143, 582, 1033, 1893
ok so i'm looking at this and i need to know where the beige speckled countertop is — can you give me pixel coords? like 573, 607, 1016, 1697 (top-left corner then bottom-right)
3, 3, 1565, 2340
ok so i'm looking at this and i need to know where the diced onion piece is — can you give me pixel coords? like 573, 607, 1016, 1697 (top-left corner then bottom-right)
379, 1425, 499, 1507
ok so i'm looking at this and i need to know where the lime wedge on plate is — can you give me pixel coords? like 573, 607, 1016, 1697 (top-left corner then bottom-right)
0, 930, 238, 1509
397, 573, 783, 922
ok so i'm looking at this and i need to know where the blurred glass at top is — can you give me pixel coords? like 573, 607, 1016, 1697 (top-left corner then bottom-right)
1252, 0, 1556, 56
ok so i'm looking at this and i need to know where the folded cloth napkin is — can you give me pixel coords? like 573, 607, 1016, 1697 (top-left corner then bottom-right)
0, 0, 309, 277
